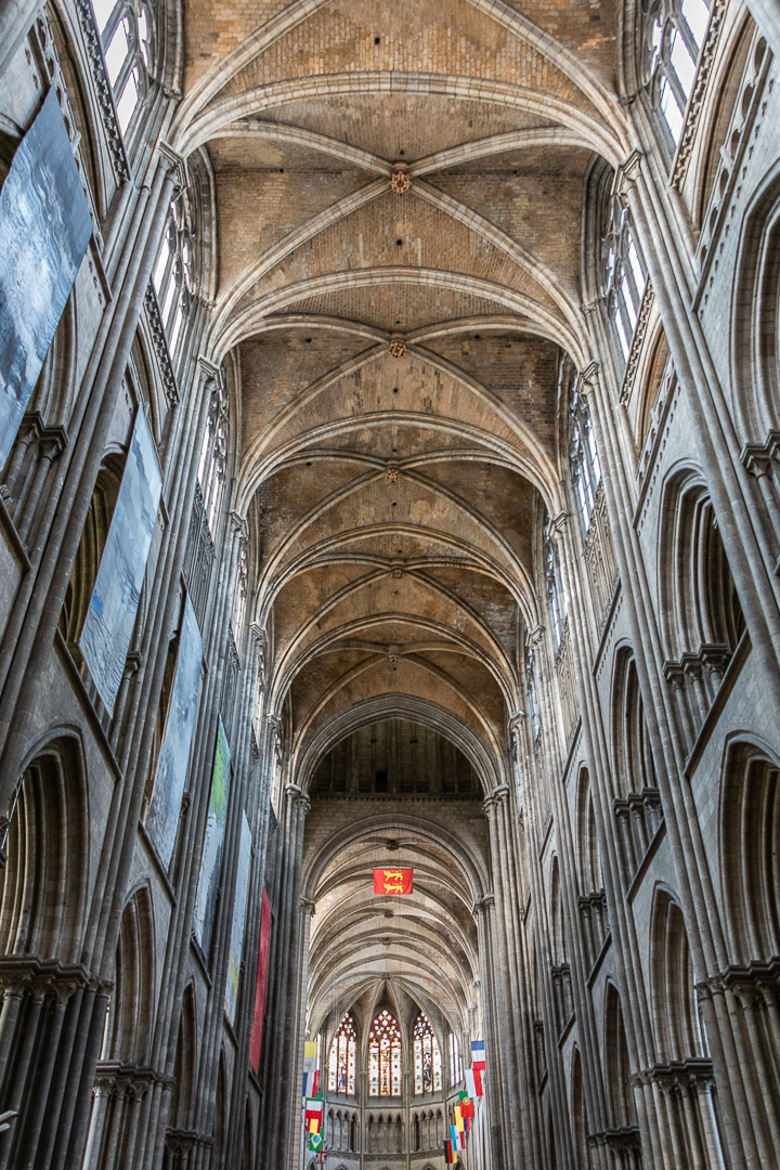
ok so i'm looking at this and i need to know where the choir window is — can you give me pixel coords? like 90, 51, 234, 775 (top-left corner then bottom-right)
328, 1014, 357, 1096
368, 1009, 402, 1096
413, 1014, 442, 1095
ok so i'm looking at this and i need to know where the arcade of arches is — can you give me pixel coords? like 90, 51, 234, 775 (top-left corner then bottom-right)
0, 0, 779, 1168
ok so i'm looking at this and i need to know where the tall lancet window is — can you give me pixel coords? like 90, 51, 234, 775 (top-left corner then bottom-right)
368, 1009, 402, 1096
152, 197, 195, 363
91, 0, 155, 136
525, 638, 541, 742
569, 385, 602, 535
328, 1014, 357, 1096
413, 1014, 442, 1095
543, 515, 567, 652
603, 203, 648, 362
644, 0, 712, 146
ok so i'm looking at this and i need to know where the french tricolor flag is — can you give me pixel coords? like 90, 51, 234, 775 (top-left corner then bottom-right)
471, 1039, 486, 1070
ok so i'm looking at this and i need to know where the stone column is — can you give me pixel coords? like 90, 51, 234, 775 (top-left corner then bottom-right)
290, 896, 316, 1170
259, 780, 310, 1169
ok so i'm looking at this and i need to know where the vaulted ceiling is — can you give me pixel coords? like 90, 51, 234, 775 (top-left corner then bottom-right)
171, 0, 630, 786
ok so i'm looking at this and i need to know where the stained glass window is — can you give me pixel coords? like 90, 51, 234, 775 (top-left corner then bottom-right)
368, 1009, 402, 1096
413, 1013, 442, 1095
327, 1014, 356, 1095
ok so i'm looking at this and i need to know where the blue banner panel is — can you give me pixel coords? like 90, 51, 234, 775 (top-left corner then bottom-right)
146, 594, 202, 870
80, 410, 161, 712
193, 717, 232, 955
225, 811, 252, 1026
0, 88, 91, 468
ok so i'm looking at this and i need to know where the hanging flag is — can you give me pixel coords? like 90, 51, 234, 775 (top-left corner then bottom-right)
305, 1098, 323, 1129
471, 1039, 486, 1070
443, 1139, 456, 1164
459, 1089, 475, 1119
309, 1131, 324, 1152
302, 1040, 319, 1098
373, 868, 413, 895
465, 1066, 484, 1099
454, 1104, 465, 1132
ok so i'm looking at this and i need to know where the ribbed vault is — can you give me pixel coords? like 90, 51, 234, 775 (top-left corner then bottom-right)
168, 0, 627, 1126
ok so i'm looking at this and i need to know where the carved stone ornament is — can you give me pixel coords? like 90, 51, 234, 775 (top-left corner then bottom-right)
390, 166, 411, 194
388, 337, 406, 358
385, 464, 400, 483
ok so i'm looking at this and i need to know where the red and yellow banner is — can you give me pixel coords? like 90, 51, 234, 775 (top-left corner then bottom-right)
373, 867, 413, 895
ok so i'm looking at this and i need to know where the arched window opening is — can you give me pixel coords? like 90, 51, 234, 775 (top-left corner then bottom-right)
603, 202, 648, 362
569, 385, 602, 534
196, 372, 228, 534
152, 196, 195, 364
59, 453, 124, 650
570, 1048, 589, 1169
328, 1014, 357, 1096
91, 0, 155, 136
643, 0, 712, 146
722, 743, 780, 962
413, 1014, 442, 1095
368, 1009, 401, 1097
447, 1031, 462, 1087
604, 985, 638, 1134
543, 515, 567, 651
525, 636, 541, 742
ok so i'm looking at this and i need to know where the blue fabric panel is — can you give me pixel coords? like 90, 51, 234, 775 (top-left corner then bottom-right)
80, 409, 161, 712
193, 717, 232, 954
225, 811, 252, 1025
146, 593, 203, 869
0, 88, 91, 467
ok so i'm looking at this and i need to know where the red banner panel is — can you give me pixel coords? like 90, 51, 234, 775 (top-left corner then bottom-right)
249, 889, 272, 1074
373, 868, 413, 895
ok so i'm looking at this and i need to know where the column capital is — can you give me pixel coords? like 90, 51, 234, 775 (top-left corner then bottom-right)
285, 782, 311, 814
527, 623, 545, 649
300, 896, 316, 917
508, 710, 525, 744
577, 360, 601, 398
547, 510, 569, 542
157, 141, 187, 189
482, 785, 510, 818
616, 149, 643, 207
228, 510, 248, 540
471, 892, 495, 919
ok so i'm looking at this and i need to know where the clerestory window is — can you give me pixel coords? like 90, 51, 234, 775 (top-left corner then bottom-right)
603, 203, 648, 362
569, 386, 602, 534
152, 197, 195, 362
196, 371, 228, 533
91, 0, 155, 136
525, 637, 541, 742
644, 0, 712, 147
543, 516, 567, 652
